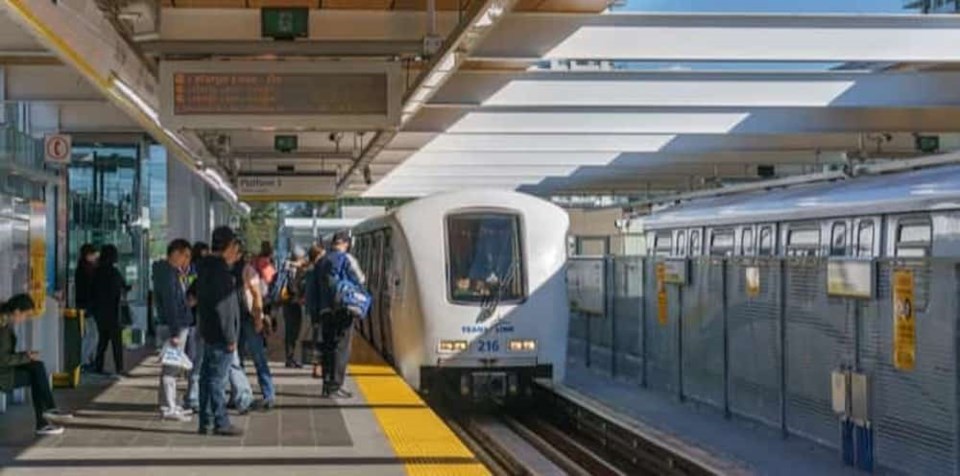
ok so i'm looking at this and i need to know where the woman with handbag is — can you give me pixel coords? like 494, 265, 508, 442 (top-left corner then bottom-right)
92, 244, 129, 377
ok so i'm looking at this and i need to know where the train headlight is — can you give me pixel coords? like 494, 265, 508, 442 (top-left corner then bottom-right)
438, 340, 468, 353
508, 339, 536, 352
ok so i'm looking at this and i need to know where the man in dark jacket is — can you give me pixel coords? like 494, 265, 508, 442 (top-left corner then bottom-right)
195, 226, 244, 436
153, 239, 193, 421
313, 231, 366, 399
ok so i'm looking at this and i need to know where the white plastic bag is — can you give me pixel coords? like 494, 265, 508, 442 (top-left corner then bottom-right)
160, 343, 193, 371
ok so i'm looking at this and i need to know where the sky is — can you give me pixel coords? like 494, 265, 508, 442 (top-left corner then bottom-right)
621, 0, 911, 13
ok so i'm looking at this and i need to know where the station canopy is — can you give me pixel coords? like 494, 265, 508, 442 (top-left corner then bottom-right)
3, 1, 960, 200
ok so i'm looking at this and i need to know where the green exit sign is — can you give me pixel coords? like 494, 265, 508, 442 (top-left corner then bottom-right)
916, 135, 940, 154
261, 8, 308, 40
275, 135, 298, 153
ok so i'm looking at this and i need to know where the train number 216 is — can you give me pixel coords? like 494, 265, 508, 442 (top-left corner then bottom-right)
477, 339, 500, 353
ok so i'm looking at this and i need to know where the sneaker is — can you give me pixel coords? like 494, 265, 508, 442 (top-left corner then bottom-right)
331, 388, 352, 399
291, 361, 304, 369
35, 424, 65, 436
259, 399, 275, 411
213, 426, 244, 437
237, 404, 252, 416
175, 406, 194, 417
43, 409, 74, 421
161, 410, 192, 422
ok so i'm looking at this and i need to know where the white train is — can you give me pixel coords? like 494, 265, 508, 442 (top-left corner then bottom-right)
350, 190, 570, 401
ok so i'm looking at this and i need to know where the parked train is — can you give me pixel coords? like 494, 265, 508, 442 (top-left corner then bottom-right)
350, 190, 570, 401
634, 161, 960, 259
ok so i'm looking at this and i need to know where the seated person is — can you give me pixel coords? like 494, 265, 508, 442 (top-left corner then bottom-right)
0, 294, 72, 436
453, 277, 473, 299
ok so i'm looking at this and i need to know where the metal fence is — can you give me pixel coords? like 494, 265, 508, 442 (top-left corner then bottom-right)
567, 256, 959, 475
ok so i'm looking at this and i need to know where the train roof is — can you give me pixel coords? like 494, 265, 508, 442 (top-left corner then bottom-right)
641, 162, 960, 230
352, 189, 566, 234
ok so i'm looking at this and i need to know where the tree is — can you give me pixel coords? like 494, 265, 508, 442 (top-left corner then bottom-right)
239, 202, 278, 253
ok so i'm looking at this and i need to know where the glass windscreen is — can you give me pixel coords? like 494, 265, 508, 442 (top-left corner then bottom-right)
447, 213, 524, 304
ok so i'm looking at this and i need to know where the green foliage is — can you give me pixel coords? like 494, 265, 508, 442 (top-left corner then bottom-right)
239, 202, 278, 252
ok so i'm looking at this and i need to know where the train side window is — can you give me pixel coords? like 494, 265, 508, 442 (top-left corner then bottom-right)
896, 220, 932, 258
741, 228, 754, 256
690, 230, 702, 257
857, 221, 875, 258
758, 226, 774, 256
787, 227, 820, 257
710, 229, 735, 256
830, 222, 848, 257
675, 231, 686, 257
654, 232, 672, 257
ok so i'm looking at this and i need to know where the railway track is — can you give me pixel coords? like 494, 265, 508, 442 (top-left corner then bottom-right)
435, 382, 733, 476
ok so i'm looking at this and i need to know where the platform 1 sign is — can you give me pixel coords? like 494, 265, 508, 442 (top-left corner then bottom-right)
237, 175, 337, 201
160, 60, 402, 130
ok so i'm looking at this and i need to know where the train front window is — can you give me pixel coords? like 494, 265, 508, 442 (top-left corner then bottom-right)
447, 213, 524, 304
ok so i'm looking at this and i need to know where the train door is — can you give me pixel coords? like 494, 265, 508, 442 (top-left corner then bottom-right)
853, 218, 878, 258
368, 232, 385, 353
379, 228, 395, 364
359, 234, 374, 341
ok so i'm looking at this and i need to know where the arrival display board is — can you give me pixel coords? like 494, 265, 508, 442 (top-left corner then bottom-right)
160, 61, 402, 130
237, 174, 337, 201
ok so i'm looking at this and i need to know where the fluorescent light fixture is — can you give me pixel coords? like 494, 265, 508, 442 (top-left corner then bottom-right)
401, 113, 413, 124
113, 79, 159, 124
239, 202, 252, 214
411, 87, 433, 103
406, 151, 619, 166
437, 53, 457, 72
473, 3, 504, 28
402, 101, 422, 115
423, 69, 449, 89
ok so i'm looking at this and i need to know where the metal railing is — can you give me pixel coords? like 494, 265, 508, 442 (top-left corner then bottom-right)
568, 255, 958, 474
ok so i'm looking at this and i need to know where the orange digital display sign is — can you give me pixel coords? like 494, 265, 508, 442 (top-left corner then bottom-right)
172, 72, 387, 115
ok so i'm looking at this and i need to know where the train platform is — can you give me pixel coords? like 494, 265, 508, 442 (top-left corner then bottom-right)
563, 361, 859, 476
0, 337, 487, 476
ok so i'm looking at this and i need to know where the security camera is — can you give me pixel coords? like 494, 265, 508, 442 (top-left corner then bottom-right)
363, 165, 372, 185
328, 132, 343, 143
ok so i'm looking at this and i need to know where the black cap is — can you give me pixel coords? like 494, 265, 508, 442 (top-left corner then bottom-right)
332, 230, 351, 244
211, 226, 238, 252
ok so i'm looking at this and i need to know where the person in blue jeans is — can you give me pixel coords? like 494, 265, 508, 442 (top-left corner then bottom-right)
184, 328, 253, 414
238, 258, 276, 409
194, 226, 244, 436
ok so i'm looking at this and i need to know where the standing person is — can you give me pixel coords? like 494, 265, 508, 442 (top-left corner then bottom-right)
92, 244, 127, 376
195, 227, 244, 436
303, 243, 325, 379
275, 247, 307, 368
75, 244, 99, 372
152, 239, 193, 421
0, 294, 74, 436
252, 241, 277, 332
182, 241, 208, 413
315, 231, 366, 399
238, 255, 276, 410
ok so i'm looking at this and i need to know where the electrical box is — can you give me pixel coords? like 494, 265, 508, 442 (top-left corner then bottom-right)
832, 369, 849, 415
915, 134, 940, 154
261, 8, 308, 40
850, 372, 869, 424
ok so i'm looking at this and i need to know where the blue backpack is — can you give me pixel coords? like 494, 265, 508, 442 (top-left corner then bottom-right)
329, 252, 373, 319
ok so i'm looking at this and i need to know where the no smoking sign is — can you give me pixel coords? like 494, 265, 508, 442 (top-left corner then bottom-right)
44, 134, 72, 164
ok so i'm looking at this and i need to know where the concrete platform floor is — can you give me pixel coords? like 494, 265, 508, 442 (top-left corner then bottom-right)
0, 335, 476, 475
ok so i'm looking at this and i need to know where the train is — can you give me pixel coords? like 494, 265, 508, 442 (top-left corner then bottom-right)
350, 190, 570, 401
634, 160, 960, 259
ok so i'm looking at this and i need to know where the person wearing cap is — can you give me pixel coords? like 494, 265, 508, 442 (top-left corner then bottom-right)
313, 230, 366, 399
194, 226, 244, 436
276, 246, 308, 368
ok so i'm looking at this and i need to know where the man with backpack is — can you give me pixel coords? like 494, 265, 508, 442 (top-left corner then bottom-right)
272, 246, 307, 368
312, 231, 368, 399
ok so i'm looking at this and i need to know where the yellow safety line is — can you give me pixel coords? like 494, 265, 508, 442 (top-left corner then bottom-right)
350, 339, 490, 476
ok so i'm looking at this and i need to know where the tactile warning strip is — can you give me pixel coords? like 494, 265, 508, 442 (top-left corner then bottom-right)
350, 340, 489, 476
